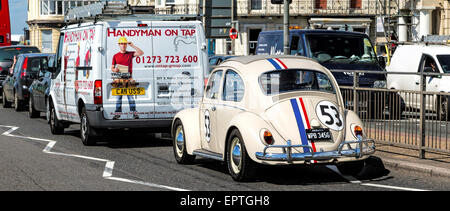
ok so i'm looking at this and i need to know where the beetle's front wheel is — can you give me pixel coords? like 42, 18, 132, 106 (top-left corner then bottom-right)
226, 129, 256, 182
172, 119, 195, 164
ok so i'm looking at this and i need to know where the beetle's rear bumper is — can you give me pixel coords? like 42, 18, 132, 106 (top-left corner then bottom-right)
255, 136, 375, 163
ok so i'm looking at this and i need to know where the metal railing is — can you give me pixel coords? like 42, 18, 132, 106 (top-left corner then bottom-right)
236, 0, 395, 17
335, 70, 450, 158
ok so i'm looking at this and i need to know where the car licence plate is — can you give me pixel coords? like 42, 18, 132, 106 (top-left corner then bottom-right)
112, 87, 145, 96
306, 128, 332, 141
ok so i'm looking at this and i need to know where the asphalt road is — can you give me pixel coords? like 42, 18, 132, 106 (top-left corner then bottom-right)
0, 104, 449, 192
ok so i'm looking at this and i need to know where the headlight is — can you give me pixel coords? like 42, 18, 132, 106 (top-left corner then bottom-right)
372, 80, 386, 88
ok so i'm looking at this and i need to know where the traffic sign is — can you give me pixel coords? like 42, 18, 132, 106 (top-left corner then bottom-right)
229, 28, 238, 40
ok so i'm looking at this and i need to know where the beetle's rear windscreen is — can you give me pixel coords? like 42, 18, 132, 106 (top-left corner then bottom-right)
259, 69, 335, 95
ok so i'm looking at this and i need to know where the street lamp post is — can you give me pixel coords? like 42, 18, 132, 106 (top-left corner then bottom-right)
283, 0, 290, 55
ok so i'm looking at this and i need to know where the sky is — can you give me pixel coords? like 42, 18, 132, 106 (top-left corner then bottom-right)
8, 0, 28, 35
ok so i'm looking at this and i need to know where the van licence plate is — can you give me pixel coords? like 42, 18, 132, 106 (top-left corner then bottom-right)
112, 87, 145, 96
306, 128, 332, 141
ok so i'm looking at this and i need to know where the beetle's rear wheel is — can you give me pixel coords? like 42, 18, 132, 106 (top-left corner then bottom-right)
336, 160, 365, 176
226, 129, 256, 182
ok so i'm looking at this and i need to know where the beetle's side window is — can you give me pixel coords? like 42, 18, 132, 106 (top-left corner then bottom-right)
205, 70, 223, 99
222, 70, 244, 102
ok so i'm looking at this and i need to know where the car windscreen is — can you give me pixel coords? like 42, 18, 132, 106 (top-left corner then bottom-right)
259, 69, 335, 95
257, 33, 283, 55
306, 34, 377, 65
436, 55, 450, 73
0, 47, 40, 62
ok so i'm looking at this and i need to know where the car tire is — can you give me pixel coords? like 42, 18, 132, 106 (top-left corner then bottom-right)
2, 90, 11, 108
437, 96, 450, 121
29, 97, 40, 118
226, 129, 256, 182
172, 119, 196, 164
80, 107, 97, 146
49, 101, 64, 135
14, 92, 23, 111
336, 160, 365, 176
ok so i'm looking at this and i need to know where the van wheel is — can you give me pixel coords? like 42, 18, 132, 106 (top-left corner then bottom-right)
2, 90, 11, 108
172, 119, 195, 164
29, 97, 40, 118
80, 107, 97, 146
438, 96, 450, 121
49, 101, 64, 134
226, 129, 256, 182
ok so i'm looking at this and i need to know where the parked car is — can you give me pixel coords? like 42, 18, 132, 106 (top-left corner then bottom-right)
0, 45, 40, 95
29, 54, 55, 118
209, 55, 236, 66
256, 30, 391, 118
2, 53, 53, 111
387, 44, 450, 119
172, 55, 375, 181
48, 19, 207, 146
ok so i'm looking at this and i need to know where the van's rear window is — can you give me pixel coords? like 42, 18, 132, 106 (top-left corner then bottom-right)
259, 69, 335, 95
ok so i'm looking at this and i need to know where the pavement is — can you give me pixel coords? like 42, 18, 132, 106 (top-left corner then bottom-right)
374, 143, 450, 178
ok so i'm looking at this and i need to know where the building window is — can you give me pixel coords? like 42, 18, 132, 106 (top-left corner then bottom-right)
166, 0, 175, 5
40, 0, 98, 16
251, 0, 262, 10
42, 30, 53, 53
350, 0, 362, 9
315, 0, 327, 9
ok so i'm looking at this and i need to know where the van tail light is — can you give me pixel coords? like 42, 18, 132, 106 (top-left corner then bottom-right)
94, 80, 102, 104
354, 125, 363, 137
21, 57, 28, 78
263, 130, 274, 145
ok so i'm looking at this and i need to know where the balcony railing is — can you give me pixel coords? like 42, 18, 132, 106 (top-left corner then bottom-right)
155, 0, 397, 17
237, 0, 395, 16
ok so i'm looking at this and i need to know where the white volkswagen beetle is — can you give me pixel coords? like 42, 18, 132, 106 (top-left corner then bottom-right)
172, 55, 375, 181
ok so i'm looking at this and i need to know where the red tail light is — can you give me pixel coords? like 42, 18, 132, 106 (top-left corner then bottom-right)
354, 125, 363, 137
94, 80, 102, 104
21, 57, 28, 78
263, 130, 274, 145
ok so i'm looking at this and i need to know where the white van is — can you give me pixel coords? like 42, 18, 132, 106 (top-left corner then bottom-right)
387, 44, 450, 119
48, 20, 207, 145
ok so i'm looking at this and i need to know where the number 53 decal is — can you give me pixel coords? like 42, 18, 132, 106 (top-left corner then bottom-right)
315, 101, 344, 131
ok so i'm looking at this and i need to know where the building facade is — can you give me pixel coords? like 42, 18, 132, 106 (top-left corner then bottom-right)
155, 0, 396, 55
27, 0, 102, 53
27, 0, 155, 53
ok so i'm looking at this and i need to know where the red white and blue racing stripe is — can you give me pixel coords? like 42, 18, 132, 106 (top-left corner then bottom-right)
290, 98, 317, 158
266, 58, 288, 70
267, 58, 317, 162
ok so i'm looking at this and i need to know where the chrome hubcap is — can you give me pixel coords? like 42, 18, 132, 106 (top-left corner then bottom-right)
175, 125, 184, 157
230, 137, 242, 173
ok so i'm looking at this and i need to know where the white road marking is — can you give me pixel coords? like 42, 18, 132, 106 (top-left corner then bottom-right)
325, 165, 430, 191
0, 125, 189, 191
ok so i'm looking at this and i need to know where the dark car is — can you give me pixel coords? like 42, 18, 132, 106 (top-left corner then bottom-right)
0, 46, 40, 94
29, 54, 55, 118
2, 53, 53, 111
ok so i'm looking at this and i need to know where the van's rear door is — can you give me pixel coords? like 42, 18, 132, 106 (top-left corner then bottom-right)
103, 21, 155, 120
151, 21, 205, 119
